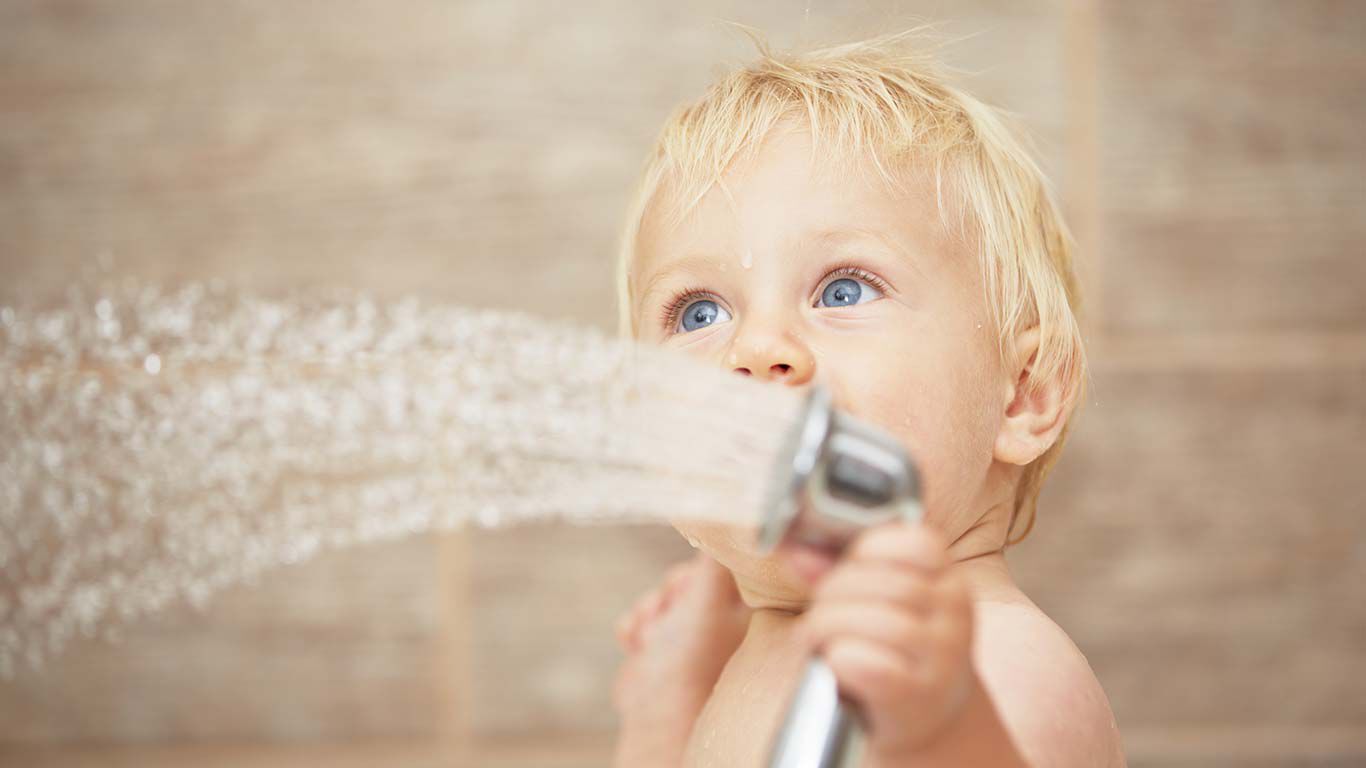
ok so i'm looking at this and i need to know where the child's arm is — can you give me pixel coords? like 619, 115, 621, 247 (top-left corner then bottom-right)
863, 672, 1029, 768
611, 554, 750, 768
803, 523, 1124, 767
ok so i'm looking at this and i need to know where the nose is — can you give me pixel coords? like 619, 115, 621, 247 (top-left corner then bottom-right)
729, 321, 815, 387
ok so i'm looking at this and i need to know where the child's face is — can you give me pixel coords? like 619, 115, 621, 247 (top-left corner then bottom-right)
631, 126, 1015, 610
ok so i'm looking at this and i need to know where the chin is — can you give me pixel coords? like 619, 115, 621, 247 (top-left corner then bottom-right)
674, 521, 830, 612
729, 554, 815, 611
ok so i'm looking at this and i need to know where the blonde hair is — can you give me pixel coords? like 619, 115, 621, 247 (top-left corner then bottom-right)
614, 32, 1088, 546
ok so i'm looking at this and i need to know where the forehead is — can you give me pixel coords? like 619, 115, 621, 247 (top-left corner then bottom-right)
631, 127, 968, 290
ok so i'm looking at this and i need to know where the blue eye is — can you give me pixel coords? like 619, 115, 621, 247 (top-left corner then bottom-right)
819, 277, 883, 308
679, 299, 732, 333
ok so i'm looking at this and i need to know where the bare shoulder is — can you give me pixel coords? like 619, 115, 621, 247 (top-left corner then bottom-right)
972, 599, 1127, 768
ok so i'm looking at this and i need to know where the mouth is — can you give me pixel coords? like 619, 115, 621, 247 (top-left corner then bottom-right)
771, 498, 843, 583
775, 537, 841, 585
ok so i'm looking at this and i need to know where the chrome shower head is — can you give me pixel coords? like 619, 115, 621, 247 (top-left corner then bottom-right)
759, 387, 923, 555
757, 387, 926, 768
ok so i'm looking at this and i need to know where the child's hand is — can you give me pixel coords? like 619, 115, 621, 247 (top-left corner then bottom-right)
613, 554, 698, 655
799, 523, 976, 759
611, 552, 751, 768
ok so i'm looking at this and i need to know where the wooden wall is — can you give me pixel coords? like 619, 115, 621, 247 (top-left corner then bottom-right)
1, 2, 1363, 766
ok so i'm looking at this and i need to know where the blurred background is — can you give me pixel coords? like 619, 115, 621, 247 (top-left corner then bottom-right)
1, 1, 1363, 766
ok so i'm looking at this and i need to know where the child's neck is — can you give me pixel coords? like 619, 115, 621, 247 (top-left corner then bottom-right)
734, 496, 1024, 614
749, 523, 1026, 624
945, 493, 1015, 562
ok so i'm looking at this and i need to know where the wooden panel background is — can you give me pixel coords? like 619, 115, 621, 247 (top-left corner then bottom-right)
1, 1, 1363, 766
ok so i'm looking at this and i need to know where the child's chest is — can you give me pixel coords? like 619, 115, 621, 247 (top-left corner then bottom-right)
683, 619, 813, 768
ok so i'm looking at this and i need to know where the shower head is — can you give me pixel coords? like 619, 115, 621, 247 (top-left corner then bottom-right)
758, 387, 924, 555
759, 388, 925, 768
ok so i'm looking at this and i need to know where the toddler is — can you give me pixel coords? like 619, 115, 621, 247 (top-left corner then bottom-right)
610, 34, 1124, 767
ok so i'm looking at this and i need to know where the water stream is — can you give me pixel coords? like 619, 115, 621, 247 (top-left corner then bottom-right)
0, 278, 801, 677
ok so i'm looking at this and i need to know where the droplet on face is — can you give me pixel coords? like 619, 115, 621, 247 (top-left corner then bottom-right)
143, 354, 161, 375
686, 536, 700, 548
740, 250, 753, 270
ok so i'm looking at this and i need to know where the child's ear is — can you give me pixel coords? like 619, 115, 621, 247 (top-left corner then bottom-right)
993, 326, 1069, 466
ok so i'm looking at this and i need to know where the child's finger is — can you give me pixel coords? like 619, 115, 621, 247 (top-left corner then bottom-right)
618, 584, 667, 648
636, 587, 667, 621
823, 636, 919, 711
848, 522, 948, 573
813, 561, 935, 616
615, 613, 640, 653
617, 606, 647, 647
662, 559, 695, 601
802, 601, 932, 663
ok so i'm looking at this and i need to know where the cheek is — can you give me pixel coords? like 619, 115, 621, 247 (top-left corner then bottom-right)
824, 335, 1001, 525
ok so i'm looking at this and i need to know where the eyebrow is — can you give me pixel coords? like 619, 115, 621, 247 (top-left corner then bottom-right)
635, 227, 914, 308
804, 226, 928, 281
636, 254, 724, 309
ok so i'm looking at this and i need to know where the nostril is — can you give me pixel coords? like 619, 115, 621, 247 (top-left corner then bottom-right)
734, 368, 752, 376
770, 364, 792, 377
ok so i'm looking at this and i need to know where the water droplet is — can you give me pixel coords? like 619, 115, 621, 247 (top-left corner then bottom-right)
740, 250, 754, 270
143, 353, 161, 375
686, 536, 700, 548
